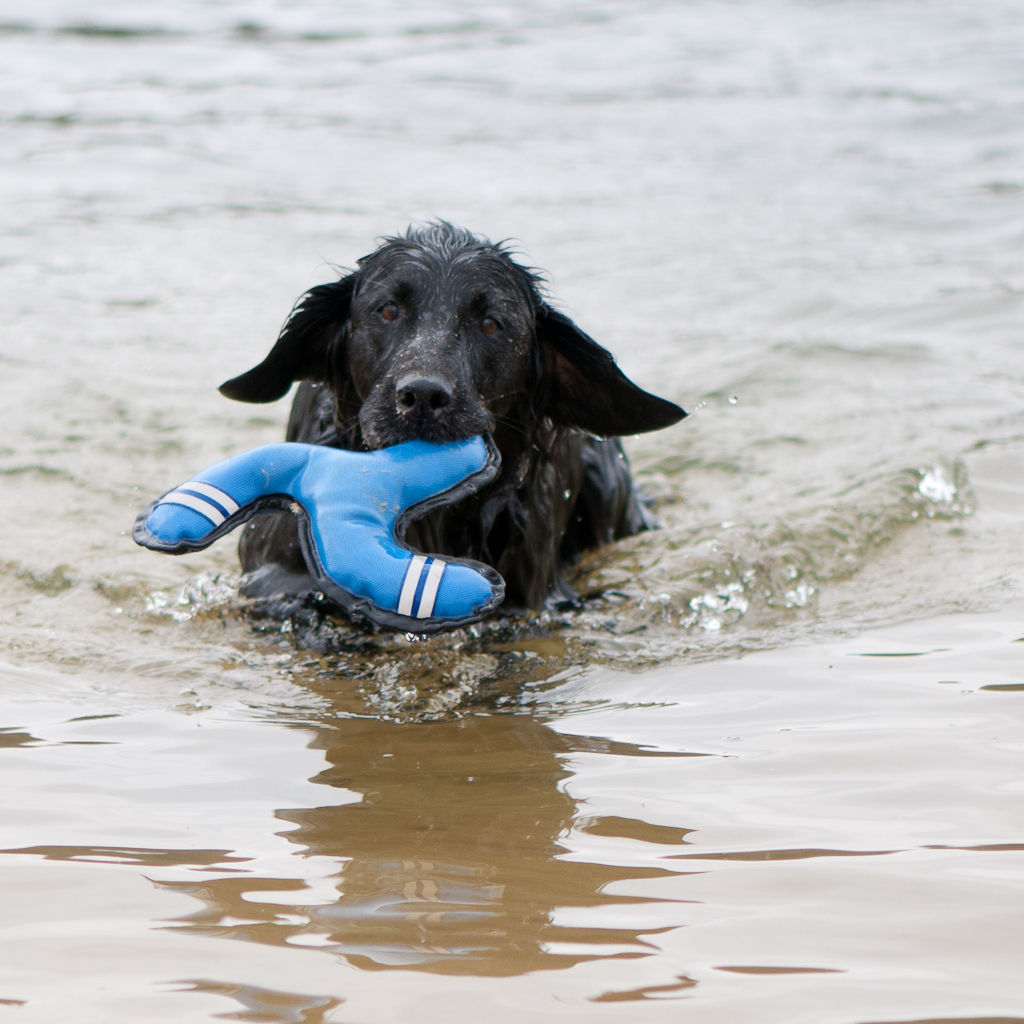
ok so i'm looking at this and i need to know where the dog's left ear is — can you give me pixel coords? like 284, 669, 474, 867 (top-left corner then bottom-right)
219, 276, 356, 403
536, 306, 686, 436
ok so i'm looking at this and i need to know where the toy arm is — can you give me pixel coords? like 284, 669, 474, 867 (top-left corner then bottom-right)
133, 437, 505, 635
133, 444, 314, 554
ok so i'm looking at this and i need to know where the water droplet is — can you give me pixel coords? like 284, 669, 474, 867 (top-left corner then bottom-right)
728, 396, 738, 405
563, 489, 571, 500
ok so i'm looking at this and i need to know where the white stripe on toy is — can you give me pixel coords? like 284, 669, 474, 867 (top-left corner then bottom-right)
181, 481, 240, 515
397, 554, 427, 616
416, 559, 446, 619
161, 491, 228, 526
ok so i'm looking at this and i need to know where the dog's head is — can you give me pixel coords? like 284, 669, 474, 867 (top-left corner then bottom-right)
220, 223, 685, 448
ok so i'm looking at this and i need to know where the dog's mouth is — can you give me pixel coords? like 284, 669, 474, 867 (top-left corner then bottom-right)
358, 384, 495, 451
362, 417, 486, 449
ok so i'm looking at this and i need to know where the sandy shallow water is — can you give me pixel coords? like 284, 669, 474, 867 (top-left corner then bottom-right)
1, 1, 1024, 1020
2, 610, 1024, 1021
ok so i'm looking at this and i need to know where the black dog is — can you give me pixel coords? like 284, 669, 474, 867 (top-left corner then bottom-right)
219, 224, 685, 613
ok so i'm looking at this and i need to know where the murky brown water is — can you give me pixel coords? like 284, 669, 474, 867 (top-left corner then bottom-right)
2, 1, 1024, 1020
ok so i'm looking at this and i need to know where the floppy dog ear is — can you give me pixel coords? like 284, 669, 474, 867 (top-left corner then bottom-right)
219, 276, 356, 403
536, 306, 686, 436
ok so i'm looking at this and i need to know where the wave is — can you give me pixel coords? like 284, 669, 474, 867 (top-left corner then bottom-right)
563, 460, 971, 656
140, 460, 971, 720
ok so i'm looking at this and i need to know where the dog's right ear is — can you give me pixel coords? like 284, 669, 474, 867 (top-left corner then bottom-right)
219, 276, 356, 403
535, 306, 686, 437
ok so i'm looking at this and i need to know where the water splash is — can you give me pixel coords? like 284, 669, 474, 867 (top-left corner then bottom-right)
918, 465, 958, 506
140, 460, 974, 720
563, 459, 973, 653
146, 572, 238, 622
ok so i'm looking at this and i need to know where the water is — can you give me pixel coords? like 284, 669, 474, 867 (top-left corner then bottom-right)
1, 1, 1024, 1020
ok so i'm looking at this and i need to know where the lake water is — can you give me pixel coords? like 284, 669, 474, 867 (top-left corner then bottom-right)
1, 1, 1023, 1021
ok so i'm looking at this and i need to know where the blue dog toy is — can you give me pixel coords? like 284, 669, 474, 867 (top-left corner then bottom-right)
133, 436, 504, 634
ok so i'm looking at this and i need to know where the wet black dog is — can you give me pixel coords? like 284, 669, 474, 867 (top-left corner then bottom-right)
219, 223, 685, 613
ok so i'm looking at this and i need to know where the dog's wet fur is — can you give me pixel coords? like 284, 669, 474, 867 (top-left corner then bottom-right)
220, 223, 685, 614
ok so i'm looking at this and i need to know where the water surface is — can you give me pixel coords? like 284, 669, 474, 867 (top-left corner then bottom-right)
1, 1, 1023, 1020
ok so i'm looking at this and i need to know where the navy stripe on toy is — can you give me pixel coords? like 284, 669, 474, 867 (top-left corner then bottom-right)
181, 482, 239, 515
417, 558, 446, 618
410, 557, 432, 613
162, 490, 228, 526
396, 556, 447, 618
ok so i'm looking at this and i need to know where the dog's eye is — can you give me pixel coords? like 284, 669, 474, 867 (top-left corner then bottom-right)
380, 301, 400, 323
480, 317, 500, 335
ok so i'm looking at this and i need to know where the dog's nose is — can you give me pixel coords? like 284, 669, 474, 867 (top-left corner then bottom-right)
395, 376, 452, 421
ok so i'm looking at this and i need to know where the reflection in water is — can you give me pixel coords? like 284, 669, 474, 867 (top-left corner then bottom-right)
859, 1019, 1024, 1024
714, 966, 843, 975
153, 712, 694, 976
0, 728, 43, 748
173, 979, 341, 1023
5, 846, 252, 869
591, 975, 697, 1003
